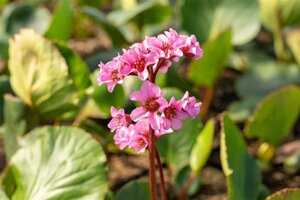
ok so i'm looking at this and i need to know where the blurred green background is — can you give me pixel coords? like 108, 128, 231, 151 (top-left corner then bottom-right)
0, 0, 300, 199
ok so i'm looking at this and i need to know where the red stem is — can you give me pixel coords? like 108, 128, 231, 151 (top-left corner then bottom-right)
149, 127, 157, 200
155, 146, 167, 200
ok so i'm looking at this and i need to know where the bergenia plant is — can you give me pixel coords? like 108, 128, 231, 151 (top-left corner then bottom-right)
98, 29, 203, 199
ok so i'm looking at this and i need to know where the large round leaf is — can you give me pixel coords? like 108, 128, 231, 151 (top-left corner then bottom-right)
115, 180, 150, 200
245, 85, 300, 146
266, 188, 300, 200
181, 0, 260, 45
1, 126, 108, 200
8, 29, 78, 119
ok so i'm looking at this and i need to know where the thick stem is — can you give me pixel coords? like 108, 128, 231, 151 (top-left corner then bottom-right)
155, 146, 167, 200
149, 127, 157, 200
199, 87, 214, 119
178, 173, 196, 200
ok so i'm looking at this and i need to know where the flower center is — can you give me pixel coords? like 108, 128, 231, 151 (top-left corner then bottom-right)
144, 97, 159, 112
134, 59, 146, 72
164, 106, 176, 119
115, 115, 122, 126
137, 138, 146, 147
111, 70, 121, 81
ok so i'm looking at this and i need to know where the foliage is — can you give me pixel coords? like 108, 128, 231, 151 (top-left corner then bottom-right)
0, 0, 299, 199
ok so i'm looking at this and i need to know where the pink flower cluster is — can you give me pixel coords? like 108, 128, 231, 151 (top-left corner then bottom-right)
108, 81, 201, 153
98, 29, 203, 92
98, 29, 203, 153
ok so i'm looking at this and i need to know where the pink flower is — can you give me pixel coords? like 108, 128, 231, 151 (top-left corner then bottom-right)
113, 125, 135, 150
160, 97, 186, 130
180, 92, 202, 119
97, 58, 126, 93
129, 133, 148, 153
121, 45, 157, 80
130, 81, 164, 130
177, 35, 203, 59
108, 106, 131, 132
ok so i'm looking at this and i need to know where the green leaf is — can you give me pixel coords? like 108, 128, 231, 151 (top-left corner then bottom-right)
181, 0, 260, 45
259, 0, 300, 32
1, 126, 108, 200
220, 113, 261, 200
81, 6, 128, 47
245, 85, 300, 146
236, 62, 300, 102
266, 188, 300, 200
90, 71, 126, 118
2, 95, 26, 161
115, 180, 150, 200
188, 28, 232, 86
45, 0, 73, 41
162, 87, 184, 101
55, 41, 91, 98
0, 0, 7, 10
190, 119, 214, 173
4, 4, 50, 35
287, 28, 300, 65
0, 75, 11, 125
156, 118, 202, 172
8, 29, 78, 119
174, 166, 201, 196
108, 1, 172, 27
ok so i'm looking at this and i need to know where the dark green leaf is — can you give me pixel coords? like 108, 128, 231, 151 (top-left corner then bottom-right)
156, 118, 202, 172
188, 28, 232, 86
2, 95, 26, 161
236, 62, 300, 102
108, 1, 172, 27
81, 6, 128, 47
0, 75, 11, 125
55, 42, 91, 98
115, 180, 150, 200
45, 0, 73, 41
221, 113, 261, 200
181, 0, 260, 45
1, 126, 108, 199
245, 85, 300, 146
90, 71, 126, 118
5, 4, 50, 35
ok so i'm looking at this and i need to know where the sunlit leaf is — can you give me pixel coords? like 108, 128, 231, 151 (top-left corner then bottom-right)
245, 85, 300, 146
181, 0, 260, 45
8, 29, 78, 119
1, 126, 108, 200
287, 28, 300, 65
266, 188, 300, 200
188, 28, 232, 86
45, 0, 73, 41
259, 0, 300, 32
190, 119, 214, 173
221, 113, 261, 200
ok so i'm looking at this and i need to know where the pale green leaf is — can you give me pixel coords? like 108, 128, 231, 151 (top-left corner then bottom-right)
266, 188, 300, 200
190, 119, 214, 173
245, 85, 300, 146
1, 126, 108, 200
